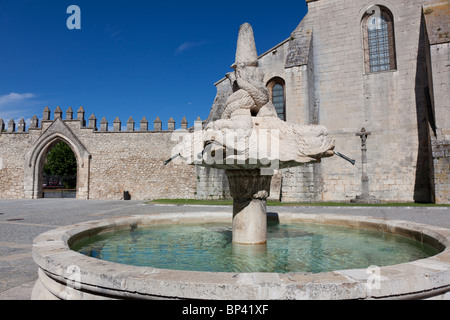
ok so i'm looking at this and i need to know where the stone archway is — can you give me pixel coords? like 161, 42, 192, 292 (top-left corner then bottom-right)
24, 118, 91, 199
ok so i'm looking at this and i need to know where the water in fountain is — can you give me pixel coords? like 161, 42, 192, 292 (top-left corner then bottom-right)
72, 221, 439, 273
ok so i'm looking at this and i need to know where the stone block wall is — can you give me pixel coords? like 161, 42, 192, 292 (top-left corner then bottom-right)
432, 140, 450, 204
86, 131, 196, 200
424, 1, 450, 204
0, 108, 196, 200
195, 166, 230, 200
0, 133, 30, 198
202, 0, 447, 204
304, 0, 439, 202
1, 0, 447, 204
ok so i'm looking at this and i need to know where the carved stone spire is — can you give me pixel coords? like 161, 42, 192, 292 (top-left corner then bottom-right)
7, 119, 15, 132
66, 107, 73, 120
167, 117, 175, 131
233, 22, 258, 68
140, 117, 148, 131
77, 106, 85, 126
88, 114, 97, 130
43, 107, 51, 121
127, 116, 135, 132
100, 117, 108, 132
54, 106, 62, 119
17, 118, 26, 132
181, 116, 188, 130
113, 117, 121, 131
30, 115, 39, 129
154, 117, 162, 131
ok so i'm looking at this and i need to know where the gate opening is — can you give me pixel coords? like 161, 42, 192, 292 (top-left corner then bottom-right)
42, 141, 77, 198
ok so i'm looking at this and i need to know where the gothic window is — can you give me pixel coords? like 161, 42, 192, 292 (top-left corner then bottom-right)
362, 6, 397, 73
267, 77, 286, 121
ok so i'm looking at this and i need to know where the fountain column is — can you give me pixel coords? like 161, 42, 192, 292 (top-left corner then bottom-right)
226, 169, 273, 245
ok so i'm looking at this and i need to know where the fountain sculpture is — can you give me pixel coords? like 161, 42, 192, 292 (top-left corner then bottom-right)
173, 23, 335, 245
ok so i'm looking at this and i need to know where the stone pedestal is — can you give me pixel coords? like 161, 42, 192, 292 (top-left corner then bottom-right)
225, 169, 272, 245
350, 194, 381, 204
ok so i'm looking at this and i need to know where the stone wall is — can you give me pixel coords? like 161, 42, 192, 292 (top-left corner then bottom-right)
0, 108, 196, 200
1, 0, 447, 204
429, 41, 450, 204
0, 131, 32, 198
305, 0, 437, 202
204, 0, 448, 203
432, 140, 450, 204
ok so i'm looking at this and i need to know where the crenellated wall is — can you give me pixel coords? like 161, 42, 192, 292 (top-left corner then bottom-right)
0, 106, 197, 200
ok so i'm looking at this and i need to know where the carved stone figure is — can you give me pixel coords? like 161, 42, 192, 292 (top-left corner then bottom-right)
177, 23, 335, 170
172, 23, 336, 245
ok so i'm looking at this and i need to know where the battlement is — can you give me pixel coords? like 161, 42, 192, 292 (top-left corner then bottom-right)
0, 106, 201, 133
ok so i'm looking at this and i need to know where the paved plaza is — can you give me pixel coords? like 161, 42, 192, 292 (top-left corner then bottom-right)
0, 198, 449, 300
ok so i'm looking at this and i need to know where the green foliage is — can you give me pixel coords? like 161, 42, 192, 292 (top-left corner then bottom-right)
43, 142, 77, 188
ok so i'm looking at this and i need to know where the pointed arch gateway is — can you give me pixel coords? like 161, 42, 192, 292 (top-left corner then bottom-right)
24, 118, 91, 199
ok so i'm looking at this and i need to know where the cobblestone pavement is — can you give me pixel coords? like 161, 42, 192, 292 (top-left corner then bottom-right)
0, 199, 448, 300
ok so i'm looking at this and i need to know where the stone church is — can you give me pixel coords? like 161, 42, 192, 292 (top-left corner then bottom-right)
199, 0, 450, 204
0, 0, 448, 204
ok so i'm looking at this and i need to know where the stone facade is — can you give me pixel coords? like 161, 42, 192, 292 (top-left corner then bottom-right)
0, 0, 448, 203
423, 1, 450, 204
0, 107, 196, 200
199, 0, 449, 204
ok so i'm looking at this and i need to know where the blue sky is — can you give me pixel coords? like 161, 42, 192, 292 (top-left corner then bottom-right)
0, 0, 308, 130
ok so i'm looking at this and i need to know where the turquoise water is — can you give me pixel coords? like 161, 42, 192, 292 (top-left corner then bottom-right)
72, 222, 439, 273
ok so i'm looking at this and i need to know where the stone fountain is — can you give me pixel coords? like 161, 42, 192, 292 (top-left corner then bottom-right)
174, 23, 335, 245
31, 23, 450, 300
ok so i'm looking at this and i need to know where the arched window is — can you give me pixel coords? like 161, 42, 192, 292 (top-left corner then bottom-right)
267, 77, 286, 121
362, 6, 396, 73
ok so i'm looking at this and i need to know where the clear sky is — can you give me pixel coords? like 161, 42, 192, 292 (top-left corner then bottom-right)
0, 0, 308, 130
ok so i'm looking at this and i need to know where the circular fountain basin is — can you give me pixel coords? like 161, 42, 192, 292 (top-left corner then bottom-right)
32, 212, 450, 300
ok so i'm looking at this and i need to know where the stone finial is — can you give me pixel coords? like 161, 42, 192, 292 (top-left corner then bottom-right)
30, 115, 39, 129
127, 116, 135, 131
140, 117, 148, 131
113, 117, 121, 131
77, 106, 85, 118
154, 116, 162, 131
77, 106, 85, 126
194, 116, 202, 130
7, 119, 15, 133
54, 106, 62, 119
43, 106, 51, 121
17, 118, 26, 132
233, 22, 258, 68
181, 117, 188, 130
167, 117, 175, 131
88, 114, 97, 130
0, 119, 4, 132
100, 117, 108, 132
66, 107, 73, 120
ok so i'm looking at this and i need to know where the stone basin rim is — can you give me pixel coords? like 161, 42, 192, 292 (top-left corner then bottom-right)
32, 212, 450, 300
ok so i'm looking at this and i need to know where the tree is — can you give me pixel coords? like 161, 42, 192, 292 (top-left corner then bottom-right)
44, 142, 77, 188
